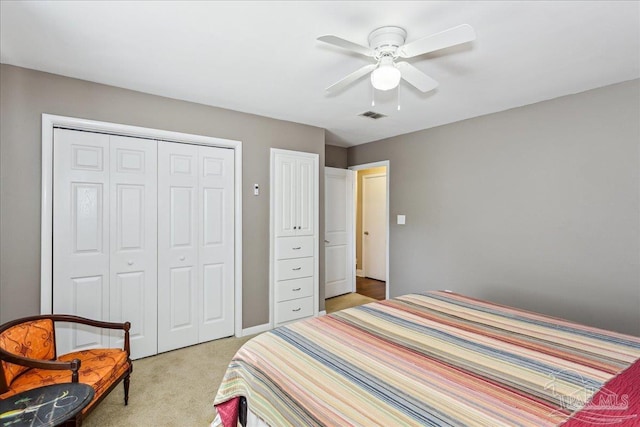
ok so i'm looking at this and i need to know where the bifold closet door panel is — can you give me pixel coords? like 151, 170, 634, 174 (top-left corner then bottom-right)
158, 143, 235, 351
158, 142, 199, 353
53, 129, 111, 354
108, 136, 158, 359
198, 145, 234, 343
53, 130, 158, 358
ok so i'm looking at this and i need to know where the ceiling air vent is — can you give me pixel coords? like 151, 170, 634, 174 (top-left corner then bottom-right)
359, 111, 387, 120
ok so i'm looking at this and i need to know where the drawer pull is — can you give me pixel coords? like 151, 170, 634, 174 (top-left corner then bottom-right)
292, 307, 301, 312
292, 247, 302, 250
292, 287, 301, 291
292, 267, 302, 271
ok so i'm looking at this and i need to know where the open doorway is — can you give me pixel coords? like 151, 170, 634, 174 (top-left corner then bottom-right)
354, 164, 388, 301
324, 161, 389, 314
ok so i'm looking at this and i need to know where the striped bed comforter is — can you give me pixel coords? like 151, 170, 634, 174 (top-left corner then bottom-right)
214, 292, 640, 426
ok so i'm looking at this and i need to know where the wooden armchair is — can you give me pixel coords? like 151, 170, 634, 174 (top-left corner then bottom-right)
0, 314, 132, 423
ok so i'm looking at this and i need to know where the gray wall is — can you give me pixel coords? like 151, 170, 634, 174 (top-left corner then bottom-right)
325, 144, 348, 168
0, 64, 325, 327
349, 79, 640, 336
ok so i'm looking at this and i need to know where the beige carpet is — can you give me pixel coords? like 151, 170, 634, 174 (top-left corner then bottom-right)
325, 292, 376, 313
84, 293, 374, 426
84, 335, 252, 426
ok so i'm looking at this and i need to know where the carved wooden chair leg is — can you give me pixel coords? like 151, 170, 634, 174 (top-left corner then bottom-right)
124, 373, 131, 405
63, 414, 82, 427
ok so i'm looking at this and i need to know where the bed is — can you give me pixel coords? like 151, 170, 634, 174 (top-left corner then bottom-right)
213, 291, 640, 426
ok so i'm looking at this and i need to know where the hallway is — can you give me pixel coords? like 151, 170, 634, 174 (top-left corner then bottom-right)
356, 276, 385, 300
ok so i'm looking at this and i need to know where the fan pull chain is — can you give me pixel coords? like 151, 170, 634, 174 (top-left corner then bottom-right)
397, 84, 401, 111
371, 83, 376, 107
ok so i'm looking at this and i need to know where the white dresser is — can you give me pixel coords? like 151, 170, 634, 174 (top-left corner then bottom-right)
270, 149, 319, 327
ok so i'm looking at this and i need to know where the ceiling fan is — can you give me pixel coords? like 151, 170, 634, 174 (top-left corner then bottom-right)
318, 24, 476, 94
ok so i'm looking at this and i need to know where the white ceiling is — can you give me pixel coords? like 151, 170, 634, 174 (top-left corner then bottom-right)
1, 1, 639, 146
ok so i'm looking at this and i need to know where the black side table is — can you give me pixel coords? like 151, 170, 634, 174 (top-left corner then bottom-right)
0, 383, 94, 427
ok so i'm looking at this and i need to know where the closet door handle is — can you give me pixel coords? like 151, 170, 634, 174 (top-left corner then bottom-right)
292, 267, 302, 271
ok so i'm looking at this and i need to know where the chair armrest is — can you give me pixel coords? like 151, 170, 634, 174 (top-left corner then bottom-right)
0, 347, 82, 382
49, 314, 130, 331
51, 315, 131, 357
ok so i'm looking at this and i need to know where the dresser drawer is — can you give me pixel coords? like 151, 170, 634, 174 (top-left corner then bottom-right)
275, 296, 313, 324
276, 236, 314, 259
276, 257, 314, 281
276, 277, 313, 302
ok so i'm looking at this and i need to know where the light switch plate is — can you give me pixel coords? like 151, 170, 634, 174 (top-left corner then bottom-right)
397, 214, 406, 225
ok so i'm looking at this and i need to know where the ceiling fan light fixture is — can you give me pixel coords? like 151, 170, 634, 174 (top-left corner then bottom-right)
371, 57, 401, 91
319, 23, 475, 94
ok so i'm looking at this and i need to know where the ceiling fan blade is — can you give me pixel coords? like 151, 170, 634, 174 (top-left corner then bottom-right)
396, 62, 438, 92
325, 64, 377, 93
317, 35, 374, 57
397, 24, 476, 58
326, 63, 378, 93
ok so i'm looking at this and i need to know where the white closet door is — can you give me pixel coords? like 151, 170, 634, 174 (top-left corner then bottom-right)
296, 157, 316, 237
52, 129, 236, 357
198, 145, 234, 342
158, 142, 199, 353
109, 136, 158, 359
274, 154, 297, 237
53, 129, 111, 353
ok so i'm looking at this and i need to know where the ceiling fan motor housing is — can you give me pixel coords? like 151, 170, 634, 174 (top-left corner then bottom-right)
368, 26, 407, 59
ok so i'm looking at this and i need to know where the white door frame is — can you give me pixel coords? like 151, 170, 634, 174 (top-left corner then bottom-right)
40, 114, 244, 337
349, 161, 390, 299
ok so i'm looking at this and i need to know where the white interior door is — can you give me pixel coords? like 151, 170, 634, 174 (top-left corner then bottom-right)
363, 173, 387, 282
158, 142, 199, 353
108, 135, 157, 359
53, 129, 111, 353
198, 145, 235, 342
53, 130, 158, 358
324, 168, 354, 299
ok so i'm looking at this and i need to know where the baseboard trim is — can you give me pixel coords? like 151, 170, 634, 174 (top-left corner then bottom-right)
242, 323, 271, 337
356, 269, 364, 277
